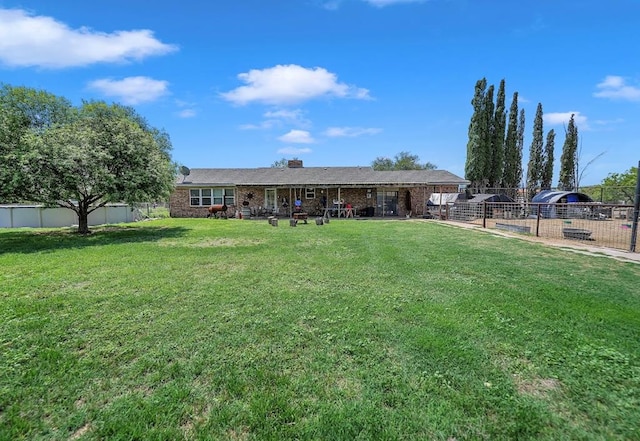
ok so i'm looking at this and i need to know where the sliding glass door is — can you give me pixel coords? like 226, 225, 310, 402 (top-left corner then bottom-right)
376, 190, 398, 216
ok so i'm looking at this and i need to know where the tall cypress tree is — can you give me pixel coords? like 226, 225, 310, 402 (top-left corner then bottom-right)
540, 129, 555, 190
480, 84, 495, 191
516, 108, 526, 189
489, 79, 506, 188
558, 114, 578, 191
526, 103, 544, 200
465, 78, 487, 190
502, 92, 520, 190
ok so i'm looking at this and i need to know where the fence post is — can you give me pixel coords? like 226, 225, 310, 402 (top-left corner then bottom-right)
536, 203, 541, 237
482, 201, 487, 228
630, 161, 640, 252
600, 186, 604, 203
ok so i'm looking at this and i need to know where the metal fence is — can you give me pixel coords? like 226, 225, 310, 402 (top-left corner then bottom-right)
439, 201, 638, 252
134, 202, 171, 219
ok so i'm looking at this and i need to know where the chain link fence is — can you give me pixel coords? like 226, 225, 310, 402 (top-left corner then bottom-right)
442, 200, 638, 252
133, 202, 171, 220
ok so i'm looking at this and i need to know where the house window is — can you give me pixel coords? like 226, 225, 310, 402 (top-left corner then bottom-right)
190, 189, 202, 206
305, 188, 315, 199
212, 189, 223, 205
190, 188, 235, 206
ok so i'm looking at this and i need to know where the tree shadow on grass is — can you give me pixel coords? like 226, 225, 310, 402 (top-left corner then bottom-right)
0, 225, 191, 255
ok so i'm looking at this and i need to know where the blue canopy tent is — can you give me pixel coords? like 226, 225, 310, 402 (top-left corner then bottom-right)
531, 190, 593, 218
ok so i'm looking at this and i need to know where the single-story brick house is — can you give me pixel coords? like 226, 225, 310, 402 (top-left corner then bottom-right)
169, 160, 469, 218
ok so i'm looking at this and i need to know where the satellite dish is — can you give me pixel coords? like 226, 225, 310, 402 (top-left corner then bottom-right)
180, 166, 191, 176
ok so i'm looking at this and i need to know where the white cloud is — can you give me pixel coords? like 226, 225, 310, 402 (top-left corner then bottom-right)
87, 76, 169, 105
321, 1, 341, 10
277, 147, 312, 155
264, 109, 310, 126
321, 0, 425, 9
544, 112, 589, 130
239, 121, 275, 130
593, 75, 640, 101
238, 109, 311, 131
324, 126, 382, 137
598, 75, 625, 89
593, 117, 625, 126
221, 64, 371, 106
278, 129, 315, 144
177, 109, 196, 118
240, 109, 311, 131
175, 100, 197, 118
0, 8, 177, 68
363, 0, 426, 7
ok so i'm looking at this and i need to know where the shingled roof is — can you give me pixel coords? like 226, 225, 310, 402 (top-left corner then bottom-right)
176, 167, 469, 187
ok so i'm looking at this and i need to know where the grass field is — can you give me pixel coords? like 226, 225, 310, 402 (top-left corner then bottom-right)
1, 218, 639, 440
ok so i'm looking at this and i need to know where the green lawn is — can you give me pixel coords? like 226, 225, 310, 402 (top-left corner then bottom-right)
1, 218, 639, 440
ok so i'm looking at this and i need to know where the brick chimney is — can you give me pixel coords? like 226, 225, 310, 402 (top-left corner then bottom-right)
287, 159, 303, 168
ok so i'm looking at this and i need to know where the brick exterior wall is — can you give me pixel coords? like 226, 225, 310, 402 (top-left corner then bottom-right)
169, 185, 460, 218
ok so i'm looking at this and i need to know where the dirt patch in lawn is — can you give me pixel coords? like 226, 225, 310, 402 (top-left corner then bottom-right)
515, 377, 562, 399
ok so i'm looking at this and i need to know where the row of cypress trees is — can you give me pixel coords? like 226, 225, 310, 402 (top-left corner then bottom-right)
465, 78, 579, 199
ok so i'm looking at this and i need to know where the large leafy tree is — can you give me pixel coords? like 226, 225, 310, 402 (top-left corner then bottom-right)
18, 98, 176, 233
526, 103, 544, 200
502, 92, 522, 192
541, 129, 555, 190
371, 156, 394, 170
0, 84, 74, 200
372, 151, 436, 170
558, 114, 579, 191
601, 166, 639, 203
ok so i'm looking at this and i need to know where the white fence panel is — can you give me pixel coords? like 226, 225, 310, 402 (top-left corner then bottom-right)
10, 207, 41, 228
0, 204, 135, 228
41, 207, 77, 228
0, 208, 13, 228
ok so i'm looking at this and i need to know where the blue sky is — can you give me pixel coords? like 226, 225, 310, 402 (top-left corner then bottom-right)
1, 0, 639, 186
